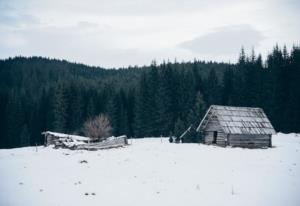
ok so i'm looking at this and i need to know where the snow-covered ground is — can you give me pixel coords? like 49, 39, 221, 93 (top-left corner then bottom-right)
0, 133, 299, 206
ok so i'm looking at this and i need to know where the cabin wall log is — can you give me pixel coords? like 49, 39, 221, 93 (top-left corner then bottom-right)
45, 134, 56, 146
228, 134, 271, 148
77, 136, 127, 150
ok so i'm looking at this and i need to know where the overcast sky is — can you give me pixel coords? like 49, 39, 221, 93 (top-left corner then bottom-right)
0, 0, 299, 68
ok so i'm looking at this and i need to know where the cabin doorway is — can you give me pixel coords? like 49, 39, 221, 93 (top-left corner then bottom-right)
213, 131, 218, 144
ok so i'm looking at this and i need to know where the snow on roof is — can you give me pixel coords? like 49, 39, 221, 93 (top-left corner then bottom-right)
41, 131, 91, 141
197, 105, 276, 135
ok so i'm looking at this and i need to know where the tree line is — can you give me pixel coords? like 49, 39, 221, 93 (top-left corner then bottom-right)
0, 45, 299, 148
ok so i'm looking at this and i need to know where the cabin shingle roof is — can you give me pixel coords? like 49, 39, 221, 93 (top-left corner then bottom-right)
198, 105, 276, 135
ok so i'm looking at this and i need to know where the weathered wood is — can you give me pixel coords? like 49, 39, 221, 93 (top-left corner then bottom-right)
228, 134, 271, 148
196, 105, 213, 131
76, 136, 128, 150
202, 116, 227, 146
179, 125, 192, 139
42, 131, 128, 150
198, 105, 275, 148
77, 144, 124, 151
42, 131, 90, 147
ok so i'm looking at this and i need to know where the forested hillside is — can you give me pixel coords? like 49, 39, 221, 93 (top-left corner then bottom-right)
0, 45, 299, 148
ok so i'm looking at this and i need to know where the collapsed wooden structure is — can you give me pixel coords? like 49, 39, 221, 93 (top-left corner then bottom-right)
42, 131, 128, 150
76, 135, 128, 150
42, 131, 90, 147
196, 105, 276, 148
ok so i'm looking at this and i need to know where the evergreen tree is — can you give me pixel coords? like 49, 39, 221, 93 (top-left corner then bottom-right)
222, 67, 234, 105
0, 91, 8, 146
184, 125, 199, 143
187, 91, 206, 126
177, 69, 196, 122
157, 62, 176, 135
239, 47, 246, 65
4, 91, 24, 147
147, 61, 161, 136
126, 89, 136, 138
205, 68, 221, 106
174, 118, 185, 138
243, 50, 260, 107
50, 83, 67, 133
20, 124, 30, 147
0, 46, 300, 148
66, 83, 83, 133
286, 46, 300, 131
267, 46, 286, 130
109, 89, 128, 136
86, 97, 96, 119
192, 59, 203, 91
134, 72, 151, 137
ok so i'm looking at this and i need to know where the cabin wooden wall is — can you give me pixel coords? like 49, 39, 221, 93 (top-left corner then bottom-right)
202, 116, 272, 148
44, 134, 55, 146
203, 116, 227, 147
228, 134, 271, 148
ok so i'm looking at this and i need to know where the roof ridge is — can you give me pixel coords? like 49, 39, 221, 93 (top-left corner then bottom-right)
211, 105, 262, 110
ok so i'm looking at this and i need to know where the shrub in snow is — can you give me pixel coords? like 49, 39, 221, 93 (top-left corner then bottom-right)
83, 114, 112, 141
169, 136, 173, 143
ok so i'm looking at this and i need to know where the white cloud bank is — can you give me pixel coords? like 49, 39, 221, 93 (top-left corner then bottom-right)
179, 25, 265, 56
0, 0, 299, 67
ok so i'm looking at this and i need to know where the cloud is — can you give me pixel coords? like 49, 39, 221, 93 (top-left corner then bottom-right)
0, 0, 299, 67
0, 1, 40, 28
1, 0, 242, 17
179, 24, 265, 56
0, 13, 40, 27
77, 21, 98, 29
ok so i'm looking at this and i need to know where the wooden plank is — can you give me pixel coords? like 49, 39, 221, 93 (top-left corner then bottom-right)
196, 105, 213, 131
228, 134, 271, 147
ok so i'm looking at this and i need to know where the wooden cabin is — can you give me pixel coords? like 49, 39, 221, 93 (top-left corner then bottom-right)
196, 105, 276, 148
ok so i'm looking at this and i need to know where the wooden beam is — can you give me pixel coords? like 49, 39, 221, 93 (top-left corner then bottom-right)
179, 125, 192, 139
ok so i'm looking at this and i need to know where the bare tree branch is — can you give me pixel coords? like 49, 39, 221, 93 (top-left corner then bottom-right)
83, 114, 112, 141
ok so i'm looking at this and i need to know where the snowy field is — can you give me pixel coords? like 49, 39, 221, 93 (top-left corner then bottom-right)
0, 133, 299, 206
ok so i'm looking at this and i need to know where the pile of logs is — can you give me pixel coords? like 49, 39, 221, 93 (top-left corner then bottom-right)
77, 135, 128, 151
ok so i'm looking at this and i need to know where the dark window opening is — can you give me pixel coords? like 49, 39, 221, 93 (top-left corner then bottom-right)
213, 131, 218, 144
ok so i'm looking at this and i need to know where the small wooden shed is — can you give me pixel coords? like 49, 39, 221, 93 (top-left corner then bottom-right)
196, 105, 276, 148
